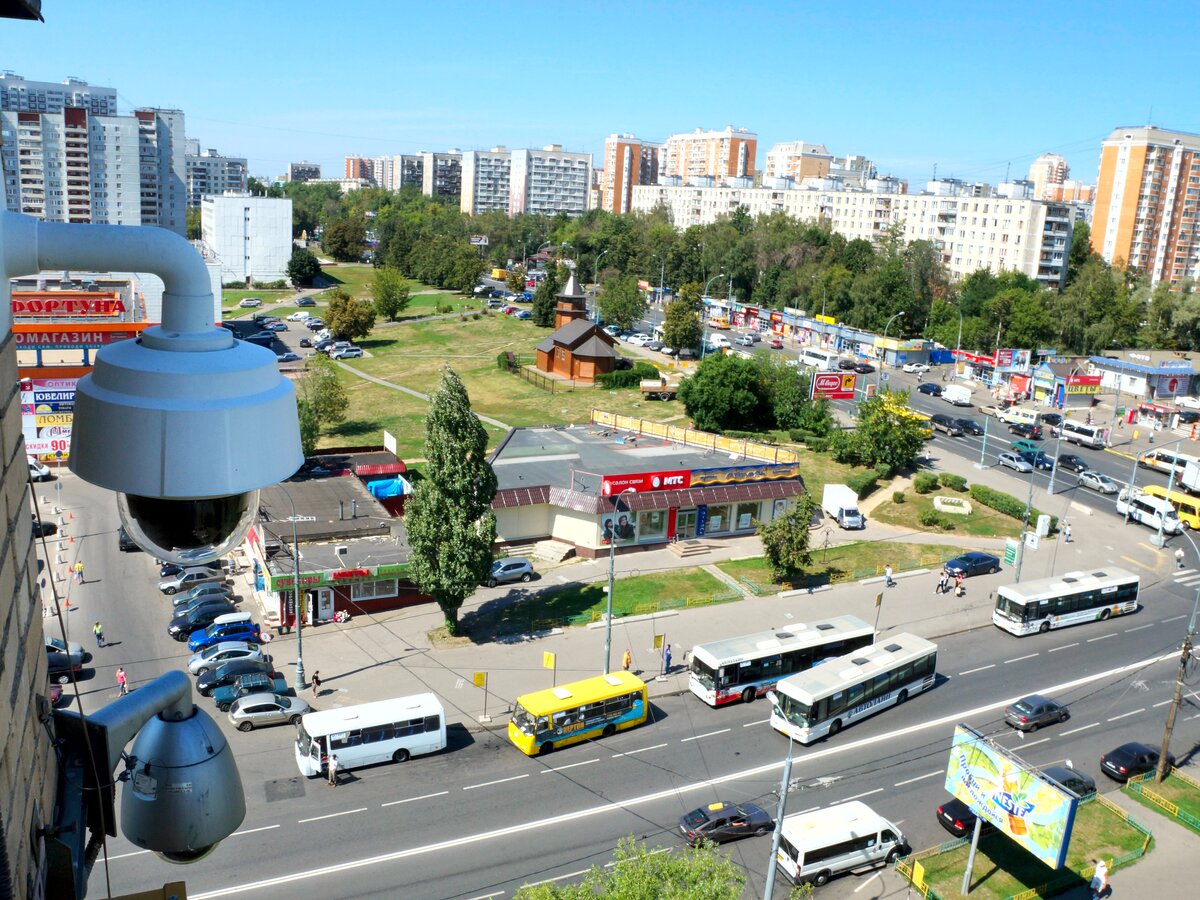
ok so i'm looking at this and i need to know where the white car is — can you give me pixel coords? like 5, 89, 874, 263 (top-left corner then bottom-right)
238, 298, 262, 308
287, 312, 311, 321
997, 452, 1034, 473
187, 641, 269, 676
735, 334, 756, 347
626, 333, 652, 346
330, 346, 364, 359
902, 363, 930, 374
1078, 470, 1119, 494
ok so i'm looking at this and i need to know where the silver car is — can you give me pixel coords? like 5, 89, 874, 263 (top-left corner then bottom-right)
485, 557, 534, 587
172, 583, 235, 608
187, 640, 268, 676
1078, 470, 1119, 494
997, 452, 1034, 473
159, 567, 226, 595
227, 693, 311, 732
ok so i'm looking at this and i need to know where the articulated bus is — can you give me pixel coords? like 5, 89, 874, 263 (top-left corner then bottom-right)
295, 694, 447, 776
689, 615, 875, 707
769, 634, 938, 744
509, 671, 647, 755
992, 567, 1140, 636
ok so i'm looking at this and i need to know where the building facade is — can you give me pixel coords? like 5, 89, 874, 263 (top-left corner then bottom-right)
1028, 153, 1069, 200
460, 148, 511, 215
509, 145, 590, 216
601, 134, 661, 214
186, 144, 248, 207
421, 151, 462, 200
200, 193, 293, 284
660, 126, 757, 183
1091, 125, 1200, 285
287, 161, 321, 182
392, 154, 423, 190
0, 71, 117, 115
764, 140, 833, 181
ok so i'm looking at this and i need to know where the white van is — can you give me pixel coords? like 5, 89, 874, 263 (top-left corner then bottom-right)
1116, 489, 1183, 534
775, 801, 908, 887
942, 384, 973, 407
999, 407, 1041, 427
707, 334, 731, 350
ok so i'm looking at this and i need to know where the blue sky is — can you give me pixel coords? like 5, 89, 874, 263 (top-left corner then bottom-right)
4, 1, 1197, 187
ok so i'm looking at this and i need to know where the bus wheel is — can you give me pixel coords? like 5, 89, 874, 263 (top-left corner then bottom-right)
829, 720, 842, 736
602, 724, 615, 738
1039, 621, 1051, 634
742, 688, 756, 704
1100, 608, 1111, 620
897, 690, 908, 705
813, 871, 832, 887
539, 742, 554, 755
392, 748, 410, 763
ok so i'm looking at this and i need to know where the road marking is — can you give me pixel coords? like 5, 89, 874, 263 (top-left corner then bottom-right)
1153, 700, 1172, 708
681, 728, 730, 743
234, 825, 283, 837
838, 787, 884, 803
1174, 569, 1196, 577
105, 849, 151, 861
540, 759, 599, 774
796, 806, 821, 815
185, 650, 1179, 899
744, 718, 771, 727
1108, 709, 1145, 721
1009, 737, 1051, 751
463, 774, 529, 791
1121, 556, 1155, 571
1061, 722, 1100, 736
1004, 653, 1039, 664
298, 808, 368, 824
1087, 633, 1116, 642
527, 869, 589, 887
894, 771, 940, 787
381, 791, 449, 808
1124, 624, 1154, 633
1049, 643, 1079, 653
959, 664, 996, 675
612, 743, 668, 757
465, 893, 505, 900
1161, 615, 1187, 623
855, 872, 882, 893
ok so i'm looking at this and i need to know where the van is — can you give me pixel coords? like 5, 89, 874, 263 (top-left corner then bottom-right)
1140, 485, 1200, 529
1116, 488, 1183, 534
708, 334, 731, 350
942, 384, 973, 407
775, 801, 908, 886
999, 407, 1040, 427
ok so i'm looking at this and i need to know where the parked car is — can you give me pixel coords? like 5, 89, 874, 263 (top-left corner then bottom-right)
1042, 765, 1096, 798
187, 617, 262, 653
187, 640, 268, 676
296, 297, 316, 307
305, 318, 326, 330
227, 692, 311, 731
117, 526, 140, 552
853, 362, 875, 374
956, 418, 985, 436
243, 332, 276, 348
997, 452, 1034, 473
902, 363, 930, 374
930, 414, 963, 436
299, 337, 313, 348
1101, 742, 1174, 782
660, 345, 678, 356
678, 801, 774, 845
1177, 410, 1200, 425
277, 352, 302, 363
264, 321, 288, 332
48, 682, 65, 707
171, 578, 233, 603
47, 649, 84, 685
168, 600, 237, 641
1078, 470, 1120, 494
981, 404, 1007, 418
215, 671, 291, 712
1057, 454, 1090, 473
838, 358, 857, 370
32, 516, 57, 537
627, 333, 652, 346
735, 334, 757, 347
1010, 439, 1041, 455
917, 382, 942, 396
330, 346, 364, 359
1041, 413, 1063, 428
936, 797, 995, 838
1004, 694, 1069, 732
159, 567, 225, 595
485, 557, 534, 587
514, 310, 532, 320
1009, 422, 1042, 439
1019, 450, 1056, 471
238, 298, 261, 308
196, 658, 274, 697
159, 559, 224, 580
28, 457, 52, 482
46, 636, 91, 665
603, 324, 621, 337
645, 340, 664, 352
768, 337, 783, 349
944, 551, 1000, 578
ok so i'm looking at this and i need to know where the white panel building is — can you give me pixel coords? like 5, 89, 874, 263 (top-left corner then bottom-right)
509, 145, 590, 216
186, 143, 248, 207
0, 71, 118, 115
460, 147, 511, 215
200, 193, 293, 285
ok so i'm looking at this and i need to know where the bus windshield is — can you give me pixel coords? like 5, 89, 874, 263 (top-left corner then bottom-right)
690, 657, 717, 690
994, 593, 1029, 621
512, 704, 535, 735
778, 693, 815, 728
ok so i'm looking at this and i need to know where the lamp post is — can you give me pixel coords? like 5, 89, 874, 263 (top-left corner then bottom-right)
603, 488, 637, 674
700, 272, 724, 359
1046, 366, 1081, 496
592, 248, 609, 323
763, 691, 795, 900
877, 311, 906, 393
276, 485, 307, 691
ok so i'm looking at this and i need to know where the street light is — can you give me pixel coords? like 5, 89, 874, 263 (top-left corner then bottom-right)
876, 311, 906, 393
603, 487, 637, 674
592, 248, 609, 323
762, 691, 795, 900
274, 485, 307, 691
700, 273, 725, 359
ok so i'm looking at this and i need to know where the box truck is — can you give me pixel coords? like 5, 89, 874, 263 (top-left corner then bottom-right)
942, 384, 973, 407
822, 484, 864, 529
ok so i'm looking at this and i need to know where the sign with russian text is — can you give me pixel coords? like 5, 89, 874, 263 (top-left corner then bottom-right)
14, 329, 137, 350
12, 294, 127, 317
600, 470, 692, 495
21, 377, 77, 460
690, 462, 800, 486
811, 371, 857, 401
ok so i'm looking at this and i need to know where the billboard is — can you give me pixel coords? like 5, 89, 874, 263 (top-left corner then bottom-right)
945, 725, 1078, 869
811, 371, 857, 401
600, 470, 691, 495
21, 377, 78, 460
690, 462, 800, 486
995, 349, 1032, 372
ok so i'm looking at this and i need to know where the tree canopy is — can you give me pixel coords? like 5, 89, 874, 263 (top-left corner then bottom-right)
322, 218, 367, 262
294, 354, 348, 456
286, 247, 321, 286
325, 288, 377, 341
370, 267, 411, 321
597, 275, 648, 331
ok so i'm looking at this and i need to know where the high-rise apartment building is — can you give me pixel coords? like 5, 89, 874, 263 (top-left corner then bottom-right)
460, 147, 511, 215
186, 144, 248, 207
136, 108, 187, 234
345, 156, 371, 180
764, 140, 833, 181
1028, 153, 1069, 201
601, 134, 660, 214
1092, 125, 1200, 284
392, 154, 423, 190
201, 193, 293, 284
421, 151, 462, 200
509, 145, 591, 216
287, 161, 321, 182
660, 126, 757, 183
0, 71, 117, 115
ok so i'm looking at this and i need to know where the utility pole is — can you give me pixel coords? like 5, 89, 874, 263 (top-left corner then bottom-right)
1156, 631, 1193, 782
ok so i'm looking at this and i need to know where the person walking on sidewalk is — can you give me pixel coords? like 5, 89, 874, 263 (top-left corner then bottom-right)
622, 649, 631, 672
1064, 523, 1072, 544
115, 667, 127, 696
93, 621, 104, 648
663, 644, 672, 674
1176, 547, 1186, 569
310, 671, 321, 697
884, 564, 894, 588
1090, 858, 1108, 899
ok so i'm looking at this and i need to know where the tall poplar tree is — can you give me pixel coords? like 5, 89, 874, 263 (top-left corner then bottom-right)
404, 366, 498, 633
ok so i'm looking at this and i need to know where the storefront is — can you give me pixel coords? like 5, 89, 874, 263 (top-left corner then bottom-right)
1030, 361, 1100, 409
953, 350, 997, 386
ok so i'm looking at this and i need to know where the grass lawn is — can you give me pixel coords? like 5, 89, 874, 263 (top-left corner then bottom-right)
872, 486, 1024, 538
716, 540, 960, 591
1125, 773, 1200, 835
315, 264, 388, 297
460, 566, 729, 637
220, 289, 291, 310
915, 798, 1151, 899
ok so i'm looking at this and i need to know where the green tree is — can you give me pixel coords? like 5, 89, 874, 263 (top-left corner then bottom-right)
325, 288, 377, 341
1066, 220, 1093, 285
677, 353, 769, 433
296, 399, 321, 457
514, 835, 744, 900
186, 207, 201, 241
323, 218, 367, 262
677, 281, 703, 312
597, 275, 647, 331
370, 266, 411, 320
828, 389, 926, 471
506, 265, 527, 294
661, 297, 703, 351
757, 493, 819, 583
286, 247, 321, 286
404, 366, 498, 634
531, 263, 566, 328
295, 354, 347, 455
756, 357, 821, 432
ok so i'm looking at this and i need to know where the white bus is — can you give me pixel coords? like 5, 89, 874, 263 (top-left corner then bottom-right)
688, 615, 875, 707
799, 347, 838, 371
1116, 489, 1183, 534
769, 634, 937, 744
992, 567, 1140, 636
1060, 420, 1108, 448
1138, 448, 1200, 476
775, 801, 908, 887
295, 694, 447, 776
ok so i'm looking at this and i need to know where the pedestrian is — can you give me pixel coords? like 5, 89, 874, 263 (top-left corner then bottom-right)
73, 561, 83, 584
115, 667, 127, 696
663, 644, 672, 674
955, 572, 965, 597
1064, 523, 1072, 544
935, 570, 945, 595
93, 621, 104, 648
1176, 547, 1186, 569
310, 670, 321, 697
884, 564, 894, 587
327, 753, 339, 787
622, 649, 631, 672
1090, 858, 1109, 899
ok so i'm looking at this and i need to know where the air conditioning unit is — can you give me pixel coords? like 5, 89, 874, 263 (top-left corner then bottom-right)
335, 545, 348, 557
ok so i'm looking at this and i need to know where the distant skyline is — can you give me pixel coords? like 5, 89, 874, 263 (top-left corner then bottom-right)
3, 1, 1198, 189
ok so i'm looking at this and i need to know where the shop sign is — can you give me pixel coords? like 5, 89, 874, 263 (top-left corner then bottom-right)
331, 568, 370, 581
811, 371, 857, 401
955, 349, 995, 366
695, 505, 709, 536
783, 307, 803, 319
770, 311, 783, 323
690, 462, 800, 486
12, 295, 127, 317
601, 470, 691, 495
14, 329, 136, 349
815, 314, 836, 325
1036, 348, 1058, 357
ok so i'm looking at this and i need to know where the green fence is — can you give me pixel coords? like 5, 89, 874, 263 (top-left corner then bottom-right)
1124, 768, 1200, 833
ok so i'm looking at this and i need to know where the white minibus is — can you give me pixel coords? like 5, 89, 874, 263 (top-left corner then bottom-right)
999, 407, 1041, 428
775, 801, 908, 886
1116, 489, 1183, 534
799, 347, 838, 371
295, 693, 447, 776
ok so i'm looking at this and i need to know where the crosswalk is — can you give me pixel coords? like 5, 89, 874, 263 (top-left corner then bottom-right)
1171, 567, 1200, 589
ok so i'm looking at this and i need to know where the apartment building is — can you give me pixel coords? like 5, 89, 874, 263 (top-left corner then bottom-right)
660, 126, 756, 183
631, 182, 1075, 286
421, 151, 462, 200
1091, 125, 1200, 285
186, 143, 248, 207
1028, 153, 1069, 200
509, 145, 591, 216
764, 140, 833, 181
0, 70, 117, 115
392, 154, 423, 190
201, 192, 293, 284
601, 133, 661, 214
287, 161, 321, 182
343, 155, 393, 188
135, 108, 187, 234
460, 147, 511, 215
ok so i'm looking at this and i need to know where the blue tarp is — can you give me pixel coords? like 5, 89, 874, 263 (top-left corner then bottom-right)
366, 478, 406, 499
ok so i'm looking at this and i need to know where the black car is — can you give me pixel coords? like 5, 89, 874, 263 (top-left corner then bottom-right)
1019, 450, 1056, 471
1057, 454, 1089, 473
299, 337, 312, 348
1177, 410, 1200, 424
944, 551, 1000, 577
244, 331, 276, 347
936, 797, 996, 838
956, 418, 985, 435
678, 801, 774, 845
917, 382, 942, 396
32, 516, 57, 537
117, 526, 140, 552
853, 362, 875, 374
196, 658, 273, 697
167, 600, 236, 640
314, 339, 335, 353
1009, 422, 1042, 439
931, 414, 963, 436
838, 358, 857, 370
296, 297, 316, 307
1101, 742, 1175, 782
1043, 765, 1096, 798
1041, 413, 1063, 428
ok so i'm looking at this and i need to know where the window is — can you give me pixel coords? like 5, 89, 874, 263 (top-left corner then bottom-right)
638, 510, 667, 541
707, 504, 730, 533
351, 578, 398, 601
735, 502, 759, 530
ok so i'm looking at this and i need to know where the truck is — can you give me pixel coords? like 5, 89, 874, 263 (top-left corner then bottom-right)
490, 267, 508, 280
942, 384, 973, 407
822, 483, 864, 530
1181, 461, 1200, 494
213, 671, 290, 712
640, 374, 683, 401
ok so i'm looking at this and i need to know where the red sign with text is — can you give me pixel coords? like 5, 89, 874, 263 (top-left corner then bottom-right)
811, 371, 858, 401
12, 293, 127, 317
601, 470, 692, 495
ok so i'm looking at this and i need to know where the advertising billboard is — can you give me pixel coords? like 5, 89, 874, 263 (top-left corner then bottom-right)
600, 470, 691, 495
945, 725, 1077, 869
21, 377, 78, 460
811, 371, 858, 401
690, 462, 800, 486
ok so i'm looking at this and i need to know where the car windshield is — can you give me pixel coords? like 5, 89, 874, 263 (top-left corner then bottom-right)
682, 809, 711, 829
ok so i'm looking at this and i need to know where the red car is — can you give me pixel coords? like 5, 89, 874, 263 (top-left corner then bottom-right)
768, 338, 783, 349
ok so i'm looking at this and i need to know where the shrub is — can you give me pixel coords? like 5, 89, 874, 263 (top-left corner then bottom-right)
969, 484, 1058, 532
874, 463, 896, 480
496, 351, 509, 371
893, 491, 906, 504
595, 362, 660, 389
914, 473, 940, 494
845, 470, 880, 498
918, 508, 955, 530
939, 473, 968, 492
723, 430, 775, 442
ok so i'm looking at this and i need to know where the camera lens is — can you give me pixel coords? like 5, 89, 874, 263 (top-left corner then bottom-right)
118, 491, 259, 565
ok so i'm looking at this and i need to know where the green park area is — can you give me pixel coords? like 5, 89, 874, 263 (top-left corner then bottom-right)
316, 265, 478, 317
716, 540, 960, 592
1124, 770, 1200, 835
871, 486, 1025, 538
220, 288, 290, 310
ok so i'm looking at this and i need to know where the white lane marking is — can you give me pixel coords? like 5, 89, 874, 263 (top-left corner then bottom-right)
463, 774, 529, 791
1107, 709, 1145, 722
796, 806, 821, 815
1087, 633, 1117, 642
1174, 569, 1196, 577
1049, 643, 1079, 653
465, 893, 505, 900
744, 718, 771, 727
1161, 615, 1187, 623
681, 728, 731, 743
855, 872, 882, 893
1004, 653, 1039, 664
959, 664, 996, 675
186, 650, 1179, 899
612, 743, 668, 758
894, 771, 940, 787
104, 849, 151, 861
1061, 722, 1101, 736
106, 822, 280, 859
1154, 700, 1172, 708
298, 808, 368, 824
839, 787, 884, 803
381, 791, 449, 808
527, 869, 588, 887
1124, 624, 1155, 633
540, 759, 599, 774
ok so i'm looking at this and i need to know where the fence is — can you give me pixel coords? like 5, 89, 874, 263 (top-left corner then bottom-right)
1124, 767, 1200, 833
507, 357, 599, 394
591, 409, 799, 463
